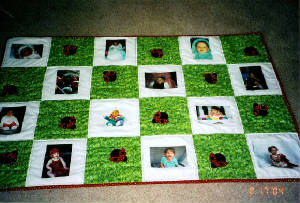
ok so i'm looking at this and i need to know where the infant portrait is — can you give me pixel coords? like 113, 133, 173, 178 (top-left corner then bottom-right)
196, 106, 230, 121
145, 72, 178, 89
105, 40, 126, 61
0, 106, 26, 135
240, 66, 268, 90
150, 146, 187, 168
42, 144, 72, 178
55, 70, 80, 94
10, 44, 43, 59
190, 38, 212, 60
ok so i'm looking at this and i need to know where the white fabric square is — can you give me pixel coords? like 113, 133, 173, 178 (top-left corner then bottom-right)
1, 37, 51, 67
88, 99, 140, 137
138, 65, 186, 98
228, 63, 282, 96
0, 102, 40, 141
178, 36, 226, 65
93, 37, 137, 66
187, 97, 244, 134
141, 135, 199, 182
42, 66, 92, 100
246, 133, 300, 178
26, 139, 87, 187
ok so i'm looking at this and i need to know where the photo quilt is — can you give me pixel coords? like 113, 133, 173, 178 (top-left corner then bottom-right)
0, 34, 299, 190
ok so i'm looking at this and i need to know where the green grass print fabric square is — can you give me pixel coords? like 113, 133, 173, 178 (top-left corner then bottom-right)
139, 97, 192, 136
0, 140, 32, 189
47, 37, 94, 66
91, 66, 139, 99
0, 67, 46, 102
193, 134, 256, 179
84, 137, 142, 184
137, 37, 181, 65
236, 95, 296, 133
220, 35, 269, 64
183, 65, 234, 97
34, 100, 90, 139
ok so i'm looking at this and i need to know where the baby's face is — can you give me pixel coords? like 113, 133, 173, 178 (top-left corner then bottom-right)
20, 47, 33, 57
196, 42, 209, 53
7, 111, 13, 117
112, 111, 119, 116
165, 150, 175, 159
156, 77, 164, 84
250, 73, 256, 78
51, 152, 59, 159
211, 109, 219, 115
113, 41, 119, 46
270, 148, 277, 155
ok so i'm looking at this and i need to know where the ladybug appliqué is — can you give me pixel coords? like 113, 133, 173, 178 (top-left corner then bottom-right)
209, 153, 228, 168
152, 111, 168, 124
109, 148, 127, 162
253, 103, 269, 117
150, 49, 163, 58
1, 84, 18, 96
63, 45, 78, 56
244, 46, 259, 56
59, 116, 76, 129
103, 71, 117, 83
203, 73, 217, 84
0, 150, 18, 166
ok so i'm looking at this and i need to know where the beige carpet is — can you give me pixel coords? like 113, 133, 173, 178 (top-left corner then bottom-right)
0, 0, 299, 202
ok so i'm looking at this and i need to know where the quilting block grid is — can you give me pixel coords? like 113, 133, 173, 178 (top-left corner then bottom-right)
0, 33, 299, 190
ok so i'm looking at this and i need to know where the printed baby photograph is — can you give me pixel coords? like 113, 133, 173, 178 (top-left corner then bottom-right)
55, 70, 80, 94
150, 146, 187, 168
41, 144, 72, 178
105, 40, 126, 61
0, 106, 26, 135
10, 44, 43, 59
196, 105, 231, 121
145, 72, 178, 89
239, 66, 268, 90
190, 38, 212, 60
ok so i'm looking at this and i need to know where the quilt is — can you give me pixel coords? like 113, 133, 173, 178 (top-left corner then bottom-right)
0, 33, 299, 190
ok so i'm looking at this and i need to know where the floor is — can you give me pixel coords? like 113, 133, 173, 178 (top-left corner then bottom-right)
0, 0, 299, 202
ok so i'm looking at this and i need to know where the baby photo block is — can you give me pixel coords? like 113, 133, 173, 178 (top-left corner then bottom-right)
178, 36, 226, 65
42, 66, 92, 101
93, 37, 137, 66
1, 37, 52, 67
138, 65, 186, 98
188, 96, 244, 134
